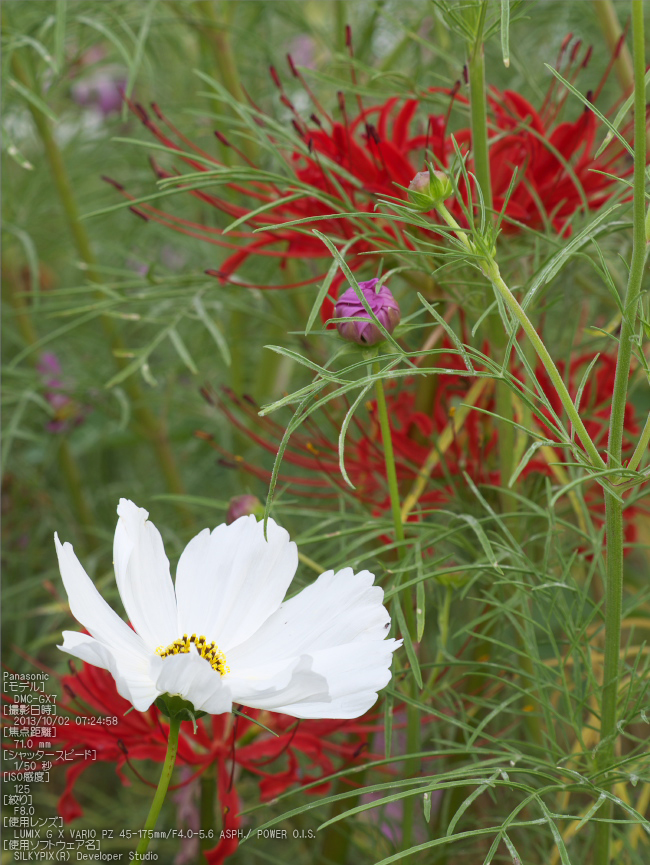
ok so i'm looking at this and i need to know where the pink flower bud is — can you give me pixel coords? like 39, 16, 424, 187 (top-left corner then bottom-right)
407, 169, 453, 211
226, 494, 263, 524
334, 279, 401, 346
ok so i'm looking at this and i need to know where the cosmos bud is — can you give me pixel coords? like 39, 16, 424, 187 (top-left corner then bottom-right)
334, 279, 401, 346
407, 169, 453, 211
226, 494, 263, 524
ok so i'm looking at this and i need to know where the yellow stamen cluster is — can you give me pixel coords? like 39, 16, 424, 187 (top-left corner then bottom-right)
155, 634, 229, 676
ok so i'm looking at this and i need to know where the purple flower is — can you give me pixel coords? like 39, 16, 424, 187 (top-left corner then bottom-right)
71, 68, 126, 117
334, 279, 401, 346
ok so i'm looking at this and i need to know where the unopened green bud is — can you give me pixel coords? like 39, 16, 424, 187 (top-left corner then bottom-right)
407, 169, 453, 211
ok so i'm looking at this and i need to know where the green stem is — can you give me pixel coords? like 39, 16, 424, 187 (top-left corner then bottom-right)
134, 718, 181, 860
373, 361, 419, 849
466, 5, 516, 512
466, 2, 493, 214
10, 46, 190, 522
604, 6, 648, 477
334, 1, 348, 51
436, 204, 607, 473
594, 5, 647, 863
373, 363, 406, 565
200, 765, 216, 856
319, 775, 359, 864
594, 495, 624, 865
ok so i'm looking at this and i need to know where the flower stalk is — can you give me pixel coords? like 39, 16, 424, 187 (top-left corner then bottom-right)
595, 4, 648, 863
372, 360, 419, 848
372, 364, 407, 575
465, 2, 516, 512
466, 1, 492, 215
134, 718, 181, 860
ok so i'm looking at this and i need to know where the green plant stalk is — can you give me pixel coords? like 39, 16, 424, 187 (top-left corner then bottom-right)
373, 363, 407, 570
436, 204, 607, 473
373, 361, 419, 849
466, 5, 516, 513
334, 0, 348, 51
594, 494, 624, 865
10, 49, 189, 520
466, 2, 493, 215
319, 775, 361, 865
134, 718, 181, 859
595, 5, 647, 863
200, 765, 216, 855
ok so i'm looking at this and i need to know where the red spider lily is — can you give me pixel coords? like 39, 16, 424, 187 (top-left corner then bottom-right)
2, 663, 372, 864
108, 34, 642, 311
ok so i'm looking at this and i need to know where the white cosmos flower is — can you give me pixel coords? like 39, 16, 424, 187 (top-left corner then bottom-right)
55, 499, 401, 719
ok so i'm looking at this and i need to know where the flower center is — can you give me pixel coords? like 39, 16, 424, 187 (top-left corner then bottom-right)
155, 634, 229, 676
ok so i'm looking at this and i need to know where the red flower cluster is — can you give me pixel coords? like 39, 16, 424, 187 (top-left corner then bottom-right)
3, 663, 372, 865
109, 34, 640, 302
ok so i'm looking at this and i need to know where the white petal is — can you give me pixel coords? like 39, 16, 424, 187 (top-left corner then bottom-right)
113, 499, 177, 650
55, 533, 146, 657
225, 568, 400, 719
227, 568, 390, 665
154, 652, 232, 715
175, 516, 297, 648
228, 641, 400, 719
275, 640, 401, 718
59, 631, 160, 712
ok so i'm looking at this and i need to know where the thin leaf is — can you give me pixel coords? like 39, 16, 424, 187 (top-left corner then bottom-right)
416, 549, 426, 643
500, 0, 511, 67
168, 326, 198, 375
456, 514, 503, 574
122, 0, 158, 116
418, 292, 474, 372
508, 440, 556, 488
193, 296, 231, 366
305, 237, 357, 335
222, 192, 303, 234
392, 595, 423, 689
595, 68, 650, 157
545, 64, 635, 159
338, 382, 373, 489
